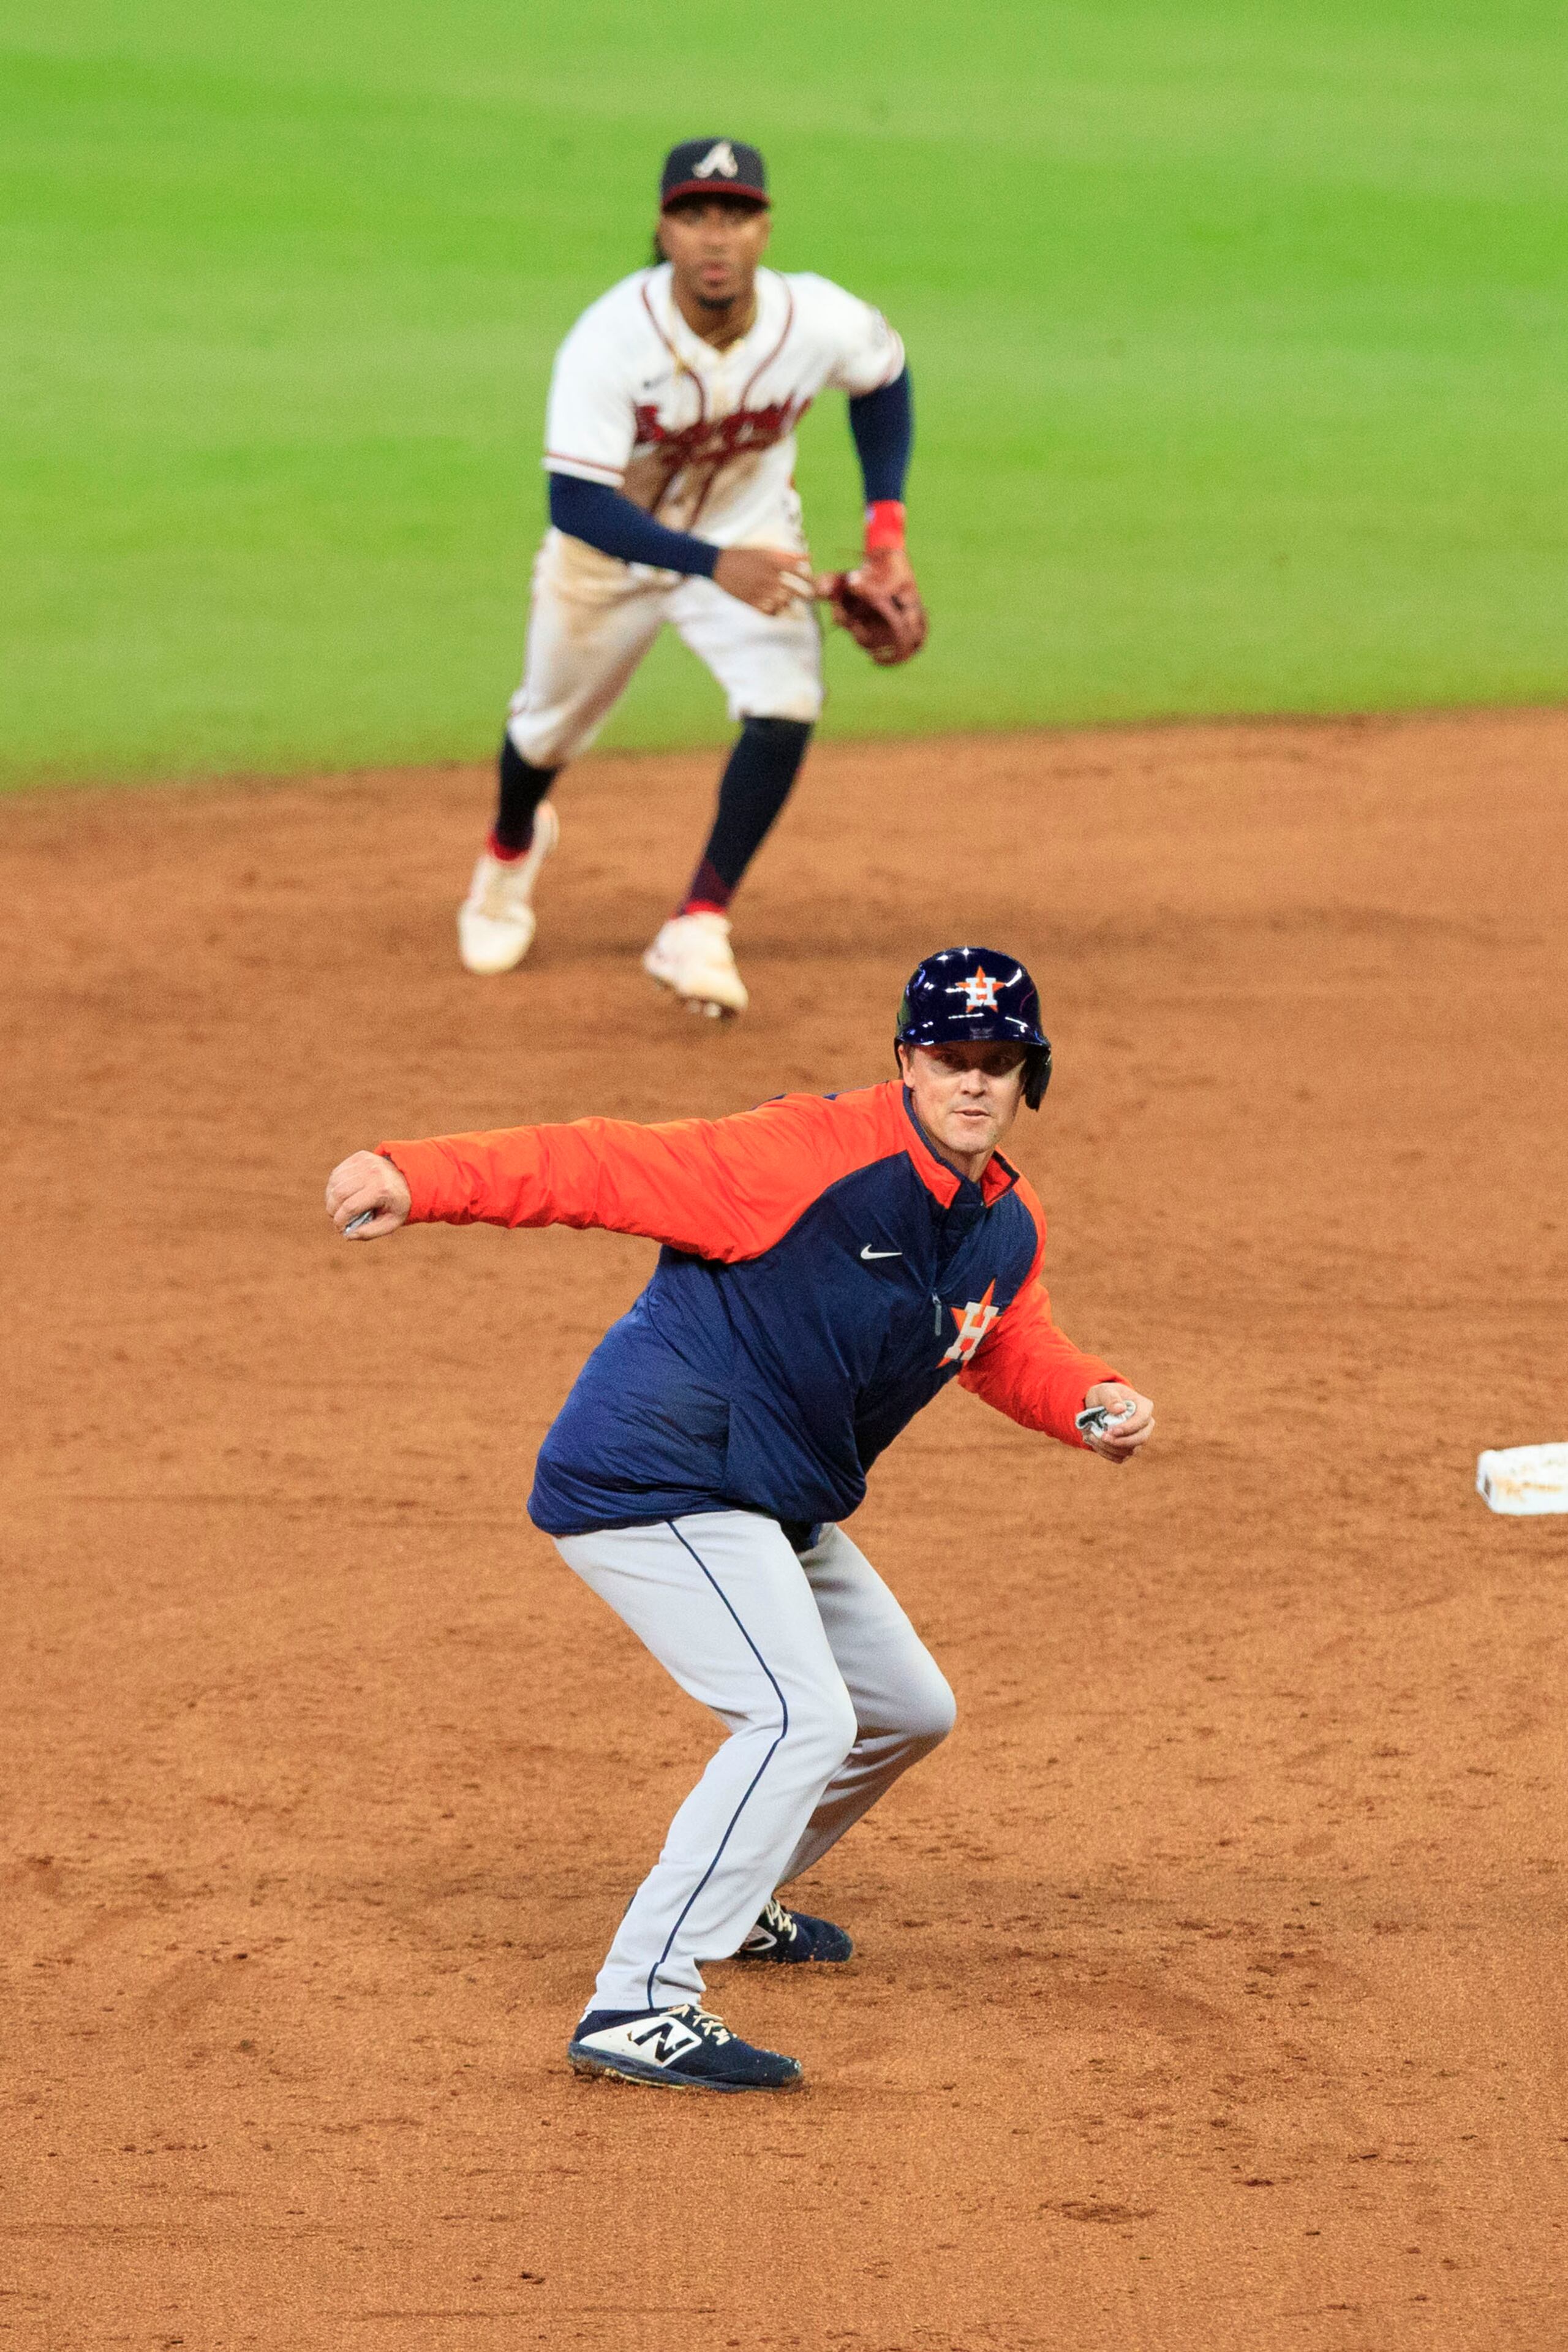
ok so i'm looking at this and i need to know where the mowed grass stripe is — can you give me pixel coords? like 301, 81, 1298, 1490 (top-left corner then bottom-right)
2, 1, 1566, 782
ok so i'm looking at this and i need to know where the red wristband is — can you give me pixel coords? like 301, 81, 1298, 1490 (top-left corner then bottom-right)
864, 499, 906, 553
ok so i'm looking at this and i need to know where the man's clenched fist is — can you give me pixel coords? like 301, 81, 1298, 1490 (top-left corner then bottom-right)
325, 1150, 411, 1239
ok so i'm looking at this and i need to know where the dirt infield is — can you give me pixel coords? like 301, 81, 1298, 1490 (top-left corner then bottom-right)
5, 711, 1567, 2351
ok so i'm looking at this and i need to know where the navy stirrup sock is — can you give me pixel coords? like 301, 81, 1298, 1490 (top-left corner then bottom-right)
679, 717, 813, 915
492, 735, 560, 859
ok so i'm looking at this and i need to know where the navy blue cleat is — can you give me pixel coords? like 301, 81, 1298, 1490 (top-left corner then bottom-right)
737, 1894, 854, 1964
567, 2003, 803, 2093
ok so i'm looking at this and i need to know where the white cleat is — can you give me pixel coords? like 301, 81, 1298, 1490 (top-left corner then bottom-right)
641, 910, 749, 1018
457, 803, 560, 975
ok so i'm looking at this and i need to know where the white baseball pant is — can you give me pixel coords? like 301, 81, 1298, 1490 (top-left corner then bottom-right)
554, 1510, 956, 2016
506, 529, 824, 770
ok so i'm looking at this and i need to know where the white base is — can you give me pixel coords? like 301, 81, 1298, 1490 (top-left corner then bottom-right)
1476, 1442, 1568, 1516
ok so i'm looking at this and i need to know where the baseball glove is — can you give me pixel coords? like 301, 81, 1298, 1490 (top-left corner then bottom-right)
817, 554, 928, 667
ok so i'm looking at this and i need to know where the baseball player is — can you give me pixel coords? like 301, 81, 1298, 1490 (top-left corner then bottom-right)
325, 948, 1154, 2092
458, 137, 927, 1016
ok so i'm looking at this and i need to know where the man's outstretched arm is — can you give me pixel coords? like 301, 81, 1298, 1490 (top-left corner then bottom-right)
325, 1088, 897, 1265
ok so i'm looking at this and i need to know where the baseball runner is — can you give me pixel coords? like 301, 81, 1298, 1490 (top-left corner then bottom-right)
325, 948, 1154, 2092
458, 137, 927, 1017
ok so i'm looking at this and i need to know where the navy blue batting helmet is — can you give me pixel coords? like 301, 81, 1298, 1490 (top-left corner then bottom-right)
895, 946, 1052, 1108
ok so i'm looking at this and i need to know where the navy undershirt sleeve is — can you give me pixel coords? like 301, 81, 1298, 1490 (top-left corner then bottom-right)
550, 370, 912, 564
548, 474, 720, 577
847, 368, 913, 504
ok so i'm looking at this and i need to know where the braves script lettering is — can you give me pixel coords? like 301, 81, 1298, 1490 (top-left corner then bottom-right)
633, 399, 810, 474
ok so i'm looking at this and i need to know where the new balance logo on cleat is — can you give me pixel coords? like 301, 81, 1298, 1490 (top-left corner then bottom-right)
626, 2014, 702, 2065
567, 2002, 802, 2093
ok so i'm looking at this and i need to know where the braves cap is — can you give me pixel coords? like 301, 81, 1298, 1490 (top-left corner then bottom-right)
895, 946, 1053, 1106
660, 138, 769, 210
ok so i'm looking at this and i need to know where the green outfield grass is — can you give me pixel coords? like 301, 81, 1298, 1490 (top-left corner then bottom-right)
3, 0, 1566, 783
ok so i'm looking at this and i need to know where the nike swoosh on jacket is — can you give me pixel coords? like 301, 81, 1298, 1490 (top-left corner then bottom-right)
379, 1081, 1121, 1535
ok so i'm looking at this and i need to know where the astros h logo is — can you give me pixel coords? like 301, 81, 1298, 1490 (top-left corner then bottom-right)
951, 964, 1000, 1014
941, 1282, 1000, 1366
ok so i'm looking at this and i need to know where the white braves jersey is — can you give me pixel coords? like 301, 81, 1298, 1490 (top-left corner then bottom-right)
542, 264, 905, 547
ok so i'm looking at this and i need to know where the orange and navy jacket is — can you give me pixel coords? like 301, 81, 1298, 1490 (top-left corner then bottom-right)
380, 1081, 1121, 1540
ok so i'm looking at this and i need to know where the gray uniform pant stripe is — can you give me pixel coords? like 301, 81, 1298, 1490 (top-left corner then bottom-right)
556, 1510, 955, 2016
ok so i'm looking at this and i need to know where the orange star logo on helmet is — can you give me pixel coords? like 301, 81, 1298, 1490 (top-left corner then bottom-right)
941, 1282, 1000, 1365
954, 966, 1000, 1013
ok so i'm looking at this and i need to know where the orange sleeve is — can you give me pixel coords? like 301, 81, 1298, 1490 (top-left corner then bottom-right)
376, 1086, 895, 1265
957, 1179, 1123, 1445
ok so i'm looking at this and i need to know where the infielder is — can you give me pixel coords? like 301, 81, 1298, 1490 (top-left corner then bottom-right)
459, 137, 927, 1016
325, 948, 1154, 2092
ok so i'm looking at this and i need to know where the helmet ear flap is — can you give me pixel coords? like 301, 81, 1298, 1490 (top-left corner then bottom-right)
1023, 1042, 1052, 1110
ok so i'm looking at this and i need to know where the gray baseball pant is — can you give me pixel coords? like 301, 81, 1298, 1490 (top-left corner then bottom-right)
554, 1510, 956, 2016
